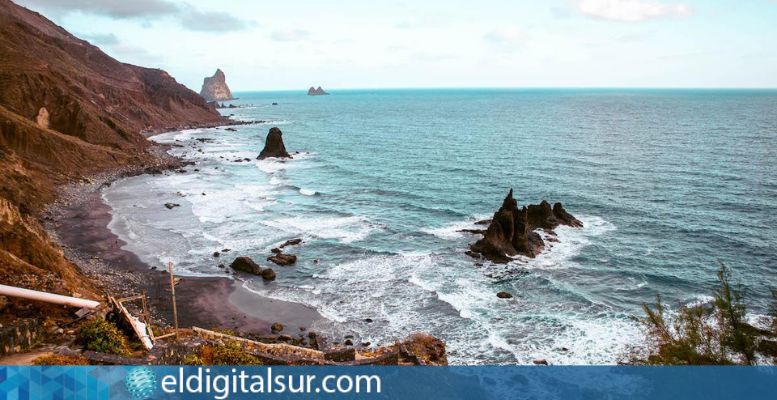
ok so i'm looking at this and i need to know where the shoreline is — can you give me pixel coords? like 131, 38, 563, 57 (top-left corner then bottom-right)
42, 131, 323, 337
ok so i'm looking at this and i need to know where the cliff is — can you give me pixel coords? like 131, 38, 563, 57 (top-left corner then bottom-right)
0, 0, 225, 318
200, 69, 234, 101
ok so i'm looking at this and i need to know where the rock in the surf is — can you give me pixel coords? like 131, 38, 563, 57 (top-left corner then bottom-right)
497, 291, 513, 299
261, 268, 276, 281
257, 127, 292, 160
268, 252, 297, 266
468, 189, 583, 263
230, 256, 263, 275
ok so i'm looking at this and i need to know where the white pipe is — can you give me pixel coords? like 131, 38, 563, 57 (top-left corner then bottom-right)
0, 284, 100, 309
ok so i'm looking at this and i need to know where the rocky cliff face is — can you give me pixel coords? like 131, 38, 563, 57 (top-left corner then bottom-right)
200, 69, 234, 101
0, 0, 226, 314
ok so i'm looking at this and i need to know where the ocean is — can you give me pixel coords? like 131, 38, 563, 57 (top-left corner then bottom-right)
101, 88, 777, 364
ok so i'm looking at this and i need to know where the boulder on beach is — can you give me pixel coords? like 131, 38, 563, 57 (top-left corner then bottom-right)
257, 127, 292, 160
468, 189, 583, 263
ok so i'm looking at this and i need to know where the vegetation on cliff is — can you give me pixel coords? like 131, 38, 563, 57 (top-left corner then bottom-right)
641, 265, 777, 365
77, 318, 132, 356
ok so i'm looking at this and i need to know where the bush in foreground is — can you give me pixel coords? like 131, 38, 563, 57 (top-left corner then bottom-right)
642, 265, 777, 365
78, 318, 131, 356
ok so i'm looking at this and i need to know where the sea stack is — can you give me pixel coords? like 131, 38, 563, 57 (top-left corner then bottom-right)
307, 86, 329, 96
200, 69, 234, 101
468, 189, 583, 263
257, 127, 292, 160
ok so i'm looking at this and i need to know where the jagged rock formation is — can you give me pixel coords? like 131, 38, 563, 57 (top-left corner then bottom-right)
257, 127, 291, 160
469, 189, 583, 263
307, 86, 329, 96
0, 0, 225, 316
200, 69, 234, 102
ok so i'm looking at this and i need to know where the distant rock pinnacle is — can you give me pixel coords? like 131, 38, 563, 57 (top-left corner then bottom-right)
200, 69, 234, 101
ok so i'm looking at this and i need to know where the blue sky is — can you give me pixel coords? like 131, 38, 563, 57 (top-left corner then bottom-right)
15, 0, 777, 91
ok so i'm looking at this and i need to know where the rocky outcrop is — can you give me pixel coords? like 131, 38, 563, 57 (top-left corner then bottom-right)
199, 69, 234, 102
468, 189, 583, 263
307, 86, 329, 96
268, 253, 297, 266
399, 333, 448, 366
230, 256, 275, 281
257, 127, 291, 160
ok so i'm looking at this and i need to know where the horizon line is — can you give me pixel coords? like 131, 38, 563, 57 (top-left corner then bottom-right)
228, 86, 777, 93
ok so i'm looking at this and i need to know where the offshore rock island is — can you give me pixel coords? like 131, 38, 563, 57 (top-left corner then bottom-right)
257, 127, 292, 160
468, 189, 583, 263
200, 69, 234, 102
307, 86, 329, 96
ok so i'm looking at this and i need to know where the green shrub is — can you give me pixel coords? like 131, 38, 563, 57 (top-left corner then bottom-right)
78, 318, 131, 356
642, 265, 775, 365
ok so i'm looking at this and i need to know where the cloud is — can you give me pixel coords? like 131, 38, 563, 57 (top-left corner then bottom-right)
178, 8, 248, 32
19, 0, 178, 18
484, 27, 524, 44
17, 0, 251, 31
573, 0, 693, 22
270, 29, 310, 42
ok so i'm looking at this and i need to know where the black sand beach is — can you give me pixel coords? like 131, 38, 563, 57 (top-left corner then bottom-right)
46, 160, 323, 336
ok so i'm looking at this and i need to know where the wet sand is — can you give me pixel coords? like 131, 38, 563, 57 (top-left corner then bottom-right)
53, 188, 323, 335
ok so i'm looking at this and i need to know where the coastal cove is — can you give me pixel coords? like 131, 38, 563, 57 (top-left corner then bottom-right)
96, 89, 777, 365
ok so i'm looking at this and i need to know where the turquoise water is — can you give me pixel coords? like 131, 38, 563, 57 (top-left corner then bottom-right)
103, 89, 777, 364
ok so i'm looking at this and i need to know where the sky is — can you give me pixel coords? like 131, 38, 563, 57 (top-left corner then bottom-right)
14, 0, 777, 91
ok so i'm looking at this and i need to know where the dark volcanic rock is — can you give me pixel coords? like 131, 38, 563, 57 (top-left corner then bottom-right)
469, 189, 583, 263
268, 253, 297, 266
257, 127, 292, 160
230, 256, 262, 275
553, 202, 583, 228
280, 238, 303, 248
261, 268, 276, 281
